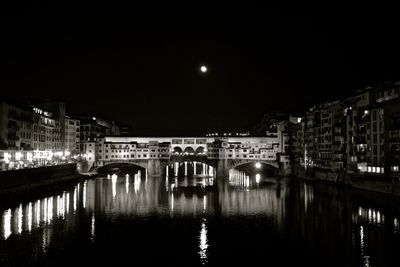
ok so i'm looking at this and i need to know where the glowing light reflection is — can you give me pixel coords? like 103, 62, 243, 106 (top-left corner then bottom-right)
199, 218, 209, 265
91, 213, 95, 241
35, 200, 41, 227
47, 197, 53, 224
134, 174, 140, 192
28, 202, 32, 232
3, 209, 12, 239
126, 174, 130, 194
83, 181, 87, 208
17, 204, 23, 234
111, 174, 117, 199
73, 187, 77, 213
66, 193, 70, 214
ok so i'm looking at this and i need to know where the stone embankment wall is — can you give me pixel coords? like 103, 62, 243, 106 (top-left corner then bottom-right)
293, 164, 400, 196
0, 163, 80, 192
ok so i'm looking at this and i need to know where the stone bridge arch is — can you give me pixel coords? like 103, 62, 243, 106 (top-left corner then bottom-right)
195, 146, 206, 155
183, 147, 195, 155
227, 159, 279, 170
172, 146, 183, 154
97, 161, 148, 173
97, 160, 169, 177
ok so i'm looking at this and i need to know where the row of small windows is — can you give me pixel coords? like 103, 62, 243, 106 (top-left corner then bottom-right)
208, 154, 275, 159
103, 154, 167, 159
107, 154, 146, 158
96, 149, 168, 153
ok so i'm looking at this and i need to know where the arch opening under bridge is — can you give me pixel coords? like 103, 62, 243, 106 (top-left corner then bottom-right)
230, 161, 279, 177
166, 161, 215, 177
97, 162, 147, 175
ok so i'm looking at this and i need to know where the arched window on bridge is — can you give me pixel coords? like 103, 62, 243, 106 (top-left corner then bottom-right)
195, 146, 205, 155
184, 147, 195, 155
173, 147, 183, 155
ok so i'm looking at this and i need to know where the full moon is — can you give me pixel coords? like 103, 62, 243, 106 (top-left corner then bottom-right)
200, 65, 207, 73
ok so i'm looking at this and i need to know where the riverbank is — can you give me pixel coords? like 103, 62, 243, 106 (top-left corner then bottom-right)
0, 163, 91, 206
293, 165, 400, 197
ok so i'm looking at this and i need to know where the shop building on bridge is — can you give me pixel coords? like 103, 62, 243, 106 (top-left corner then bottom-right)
83, 133, 291, 175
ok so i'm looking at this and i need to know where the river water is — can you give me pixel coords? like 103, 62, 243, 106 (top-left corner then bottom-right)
1, 165, 400, 266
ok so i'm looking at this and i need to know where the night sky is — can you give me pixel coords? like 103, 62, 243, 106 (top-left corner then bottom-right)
1, 4, 400, 136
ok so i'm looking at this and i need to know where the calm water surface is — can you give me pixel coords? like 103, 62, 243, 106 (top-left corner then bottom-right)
1, 165, 400, 266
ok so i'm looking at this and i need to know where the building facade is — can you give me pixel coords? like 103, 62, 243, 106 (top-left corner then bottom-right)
82, 134, 291, 175
290, 81, 400, 178
0, 99, 67, 170
78, 116, 123, 153
65, 116, 80, 155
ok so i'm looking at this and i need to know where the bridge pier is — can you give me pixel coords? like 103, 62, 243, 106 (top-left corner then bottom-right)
216, 159, 230, 190
147, 160, 169, 177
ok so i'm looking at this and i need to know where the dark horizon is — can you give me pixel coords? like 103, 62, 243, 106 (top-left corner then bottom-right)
1, 4, 400, 135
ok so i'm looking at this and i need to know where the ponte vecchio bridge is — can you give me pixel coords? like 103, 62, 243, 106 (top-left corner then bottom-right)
85, 136, 291, 177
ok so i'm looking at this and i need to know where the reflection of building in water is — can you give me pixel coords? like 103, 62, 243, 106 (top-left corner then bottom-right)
301, 183, 314, 213
167, 176, 214, 190
169, 193, 212, 216
83, 171, 164, 215
80, 173, 292, 219
86, 174, 216, 216
168, 162, 214, 178
394, 218, 400, 234
93, 174, 164, 215
354, 207, 385, 226
229, 169, 250, 189
219, 179, 287, 228
0, 187, 81, 245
